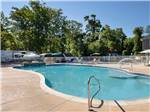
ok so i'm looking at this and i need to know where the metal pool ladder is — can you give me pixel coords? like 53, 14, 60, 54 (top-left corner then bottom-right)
88, 76, 126, 112
88, 76, 101, 111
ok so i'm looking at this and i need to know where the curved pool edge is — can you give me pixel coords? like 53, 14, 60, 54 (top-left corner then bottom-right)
11, 64, 150, 105
46, 63, 150, 77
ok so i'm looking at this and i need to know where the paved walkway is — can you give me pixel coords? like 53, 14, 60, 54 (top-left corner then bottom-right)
1, 65, 150, 112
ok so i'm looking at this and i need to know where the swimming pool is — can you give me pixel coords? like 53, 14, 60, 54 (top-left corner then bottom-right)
16, 64, 150, 100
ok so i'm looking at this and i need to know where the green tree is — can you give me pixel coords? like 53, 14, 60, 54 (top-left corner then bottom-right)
2, 1, 84, 56
2, 1, 140, 57
114, 28, 126, 53
10, 1, 66, 53
100, 25, 127, 55
84, 14, 102, 42
1, 31, 18, 50
88, 39, 108, 56
100, 25, 115, 53
0, 11, 11, 31
64, 20, 83, 56
133, 27, 143, 54
0, 11, 21, 50
123, 38, 134, 55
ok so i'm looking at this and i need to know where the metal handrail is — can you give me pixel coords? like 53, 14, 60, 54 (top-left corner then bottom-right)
120, 62, 133, 72
118, 58, 135, 72
88, 76, 101, 111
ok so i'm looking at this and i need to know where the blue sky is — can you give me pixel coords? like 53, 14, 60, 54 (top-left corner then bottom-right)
1, 0, 150, 37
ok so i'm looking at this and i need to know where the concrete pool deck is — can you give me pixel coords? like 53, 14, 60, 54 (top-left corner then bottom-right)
1, 64, 150, 112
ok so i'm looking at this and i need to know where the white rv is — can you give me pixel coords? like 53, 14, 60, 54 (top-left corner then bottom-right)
1, 50, 40, 62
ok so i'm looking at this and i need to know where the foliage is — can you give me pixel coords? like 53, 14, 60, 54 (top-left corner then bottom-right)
99, 25, 126, 55
84, 14, 102, 42
64, 20, 83, 56
1, 31, 17, 50
1, 1, 145, 56
123, 38, 134, 55
133, 27, 143, 55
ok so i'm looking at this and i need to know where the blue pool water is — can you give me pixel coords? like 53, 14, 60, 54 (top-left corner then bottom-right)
16, 64, 150, 100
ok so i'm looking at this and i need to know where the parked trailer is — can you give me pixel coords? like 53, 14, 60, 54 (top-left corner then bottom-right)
1, 50, 14, 63
1, 50, 40, 63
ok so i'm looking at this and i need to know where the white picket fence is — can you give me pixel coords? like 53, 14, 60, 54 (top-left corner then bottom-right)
45, 56, 148, 65
80, 56, 147, 63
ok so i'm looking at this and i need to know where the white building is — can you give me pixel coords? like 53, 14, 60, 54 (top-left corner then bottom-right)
142, 35, 150, 50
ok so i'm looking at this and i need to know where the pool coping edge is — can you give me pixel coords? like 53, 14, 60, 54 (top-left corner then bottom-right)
10, 64, 150, 106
